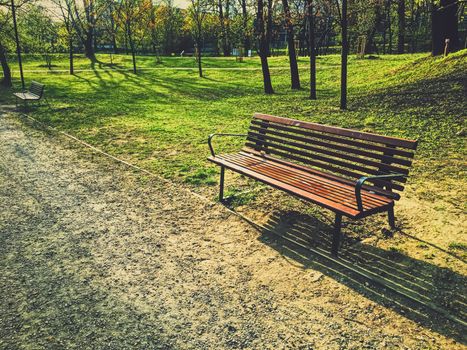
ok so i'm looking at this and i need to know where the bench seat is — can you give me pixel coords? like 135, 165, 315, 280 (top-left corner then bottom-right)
13, 92, 41, 100
209, 151, 393, 218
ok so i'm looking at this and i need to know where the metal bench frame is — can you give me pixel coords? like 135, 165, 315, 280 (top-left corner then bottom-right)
13, 81, 49, 109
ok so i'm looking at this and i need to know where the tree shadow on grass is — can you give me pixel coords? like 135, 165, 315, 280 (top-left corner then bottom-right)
350, 72, 466, 118
255, 210, 467, 344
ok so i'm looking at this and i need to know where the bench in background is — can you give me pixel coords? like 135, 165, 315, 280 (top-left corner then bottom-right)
13, 81, 48, 109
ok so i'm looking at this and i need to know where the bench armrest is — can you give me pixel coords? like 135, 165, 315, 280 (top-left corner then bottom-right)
355, 173, 406, 212
208, 133, 248, 157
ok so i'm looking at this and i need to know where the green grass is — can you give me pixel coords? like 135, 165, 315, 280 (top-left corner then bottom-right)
448, 242, 467, 252
1, 51, 466, 206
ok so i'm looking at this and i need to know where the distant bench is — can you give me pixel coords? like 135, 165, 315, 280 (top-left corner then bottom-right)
208, 113, 418, 255
13, 81, 47, 109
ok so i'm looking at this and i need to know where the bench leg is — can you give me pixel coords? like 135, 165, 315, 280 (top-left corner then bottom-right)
388, 206, 395, 229
44, 97, 52, 110
331, 213, 342, 256
219, 166, 225, 202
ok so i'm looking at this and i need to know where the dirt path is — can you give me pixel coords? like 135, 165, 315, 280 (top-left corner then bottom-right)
0, 114, 464, 349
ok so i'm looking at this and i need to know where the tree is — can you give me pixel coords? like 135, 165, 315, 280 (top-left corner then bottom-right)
0, 4, 13, 87
432, 0, 461, 55
336, 0, 348, 110
0, 0, 31, 88
20, 5, 59, 69
307, 0, 316, 99
282, 0, 300, 89
217, 0, 232, 56
265, 0, 273, 56
53, 0, 79, 74
154, 1, 184, 55
397, 0, 405, 53
240, 0, 250, 51
104, 0, 119, 54
116, 0, 151, 73
256, 0, 274, 93
187, 0, 211, 77
63, 0, 108, 61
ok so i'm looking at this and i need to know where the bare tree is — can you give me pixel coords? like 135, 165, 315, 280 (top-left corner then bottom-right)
240, 0, 250, 51
53, 0, 75, 74
265, 0, 273, 56
116, 0, 150, 73
397, 0, 405, 53
335, 0, 348, 109
282, 0, 300, 89
217, 0, 232, 56
256, 0, 274, 93
62, 0, 108, 61
307, 0, 316, 99
188, 0, 210, 77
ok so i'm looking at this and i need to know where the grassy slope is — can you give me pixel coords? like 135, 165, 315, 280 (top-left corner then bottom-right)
1, 52, 465, 204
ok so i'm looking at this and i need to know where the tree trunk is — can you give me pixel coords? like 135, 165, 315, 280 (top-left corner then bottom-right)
241, 0, 250, 51
197, 41, 203, 77
84, 0, 97, 61
340, 0, 348, 110
266, 0, 273, 56
367, 4, 383, 54
225, 0, 231, 56
409, 0, 415, 53
260, 54, 273, 93
282, 0, 300, 89
387, 0, 393, 53
69, 36, 74, 75
431, 0, 460, 55
218, 0, 229, 56
0, 42, 12, 87
307, 0, 316, 99
84, 30, 96, 61
110, 4, 118, 54
127, 22, 137, 74
257, 0, 274, 93
397, 0, 405, 53
66, 12, 74, 75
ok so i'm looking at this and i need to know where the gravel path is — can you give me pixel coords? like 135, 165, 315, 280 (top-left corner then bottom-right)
0, 114, 463, 349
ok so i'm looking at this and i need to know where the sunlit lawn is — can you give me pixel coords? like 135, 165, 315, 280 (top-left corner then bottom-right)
1, 51, 465, 205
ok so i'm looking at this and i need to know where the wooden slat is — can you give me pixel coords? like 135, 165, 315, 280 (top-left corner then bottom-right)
250, 120, 415, 159
223, 153, 391, 208
209, 154, 393, 217
245, 138, 408, 184
13, 92, 40, 100
249, 125, 413, 167
253, 113, 418, 150
241, 148, 401, 200
29, 81, 44, 97
246, 131, 410, 175
243, 143, 405, 191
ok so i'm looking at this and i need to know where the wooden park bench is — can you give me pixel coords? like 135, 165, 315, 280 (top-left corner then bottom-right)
208, 113, 418, 255
13, 81, 47, 109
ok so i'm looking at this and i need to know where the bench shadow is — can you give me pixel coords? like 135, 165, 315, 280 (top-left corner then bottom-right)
254, 210, 467, 344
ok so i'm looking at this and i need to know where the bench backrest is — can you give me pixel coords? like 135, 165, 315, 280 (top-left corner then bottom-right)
244, 113, 418, 199
29, 81, 45, 98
